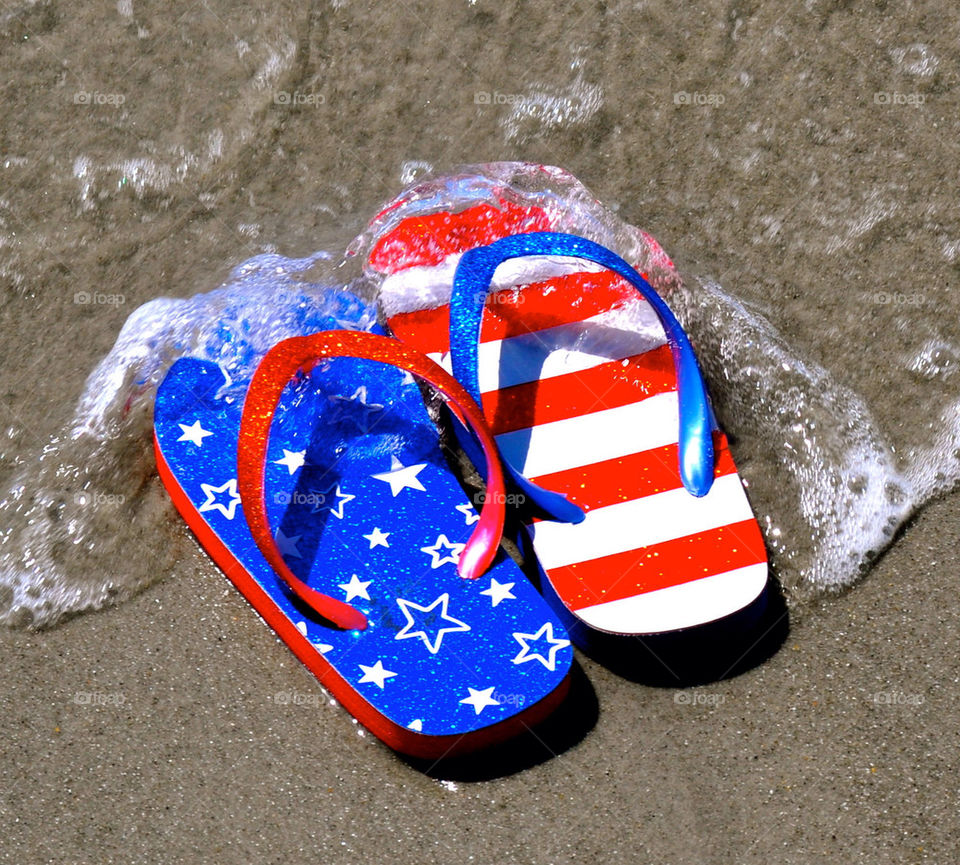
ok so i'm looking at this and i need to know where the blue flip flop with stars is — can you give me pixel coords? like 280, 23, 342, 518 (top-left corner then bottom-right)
153, 289, 573, 757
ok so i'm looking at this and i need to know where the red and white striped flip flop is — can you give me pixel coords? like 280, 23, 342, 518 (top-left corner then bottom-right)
364, 165, 769, 641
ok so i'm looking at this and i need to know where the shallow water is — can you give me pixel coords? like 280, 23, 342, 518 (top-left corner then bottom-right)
0, 252, 378, 627
0, 3, 960, 625
4, 159, 960, 628
1, 1, 955, 626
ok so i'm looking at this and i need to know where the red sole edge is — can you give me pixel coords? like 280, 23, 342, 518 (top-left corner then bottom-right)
153, 432, 570, 759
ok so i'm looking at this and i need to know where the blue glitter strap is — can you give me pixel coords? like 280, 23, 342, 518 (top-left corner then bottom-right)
449, 232, 715, 502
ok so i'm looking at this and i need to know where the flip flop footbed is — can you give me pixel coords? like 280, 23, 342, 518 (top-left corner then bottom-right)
154, 341, 572, 756
369, 193, 768, 635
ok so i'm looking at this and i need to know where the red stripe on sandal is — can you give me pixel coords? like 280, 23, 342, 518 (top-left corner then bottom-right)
371, 194, 768, 636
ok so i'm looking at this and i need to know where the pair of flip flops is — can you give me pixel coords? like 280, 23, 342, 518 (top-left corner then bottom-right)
154, 166, 769, 758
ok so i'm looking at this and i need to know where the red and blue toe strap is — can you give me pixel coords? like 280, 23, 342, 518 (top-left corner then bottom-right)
236, 330, 509, 631
449, 232, 716, 507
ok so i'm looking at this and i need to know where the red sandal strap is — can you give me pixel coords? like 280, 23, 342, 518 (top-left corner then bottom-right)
237, 330, 508, 631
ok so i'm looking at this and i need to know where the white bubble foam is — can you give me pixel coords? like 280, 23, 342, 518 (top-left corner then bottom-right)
498, 56, 603, 143
0, 251, 374, 629
361, 162, 960, 606
7, 162, 960, 628
891, 43, 939, 78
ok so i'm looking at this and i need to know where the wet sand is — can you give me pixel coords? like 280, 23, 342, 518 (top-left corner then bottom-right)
2, 1, 959, 862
